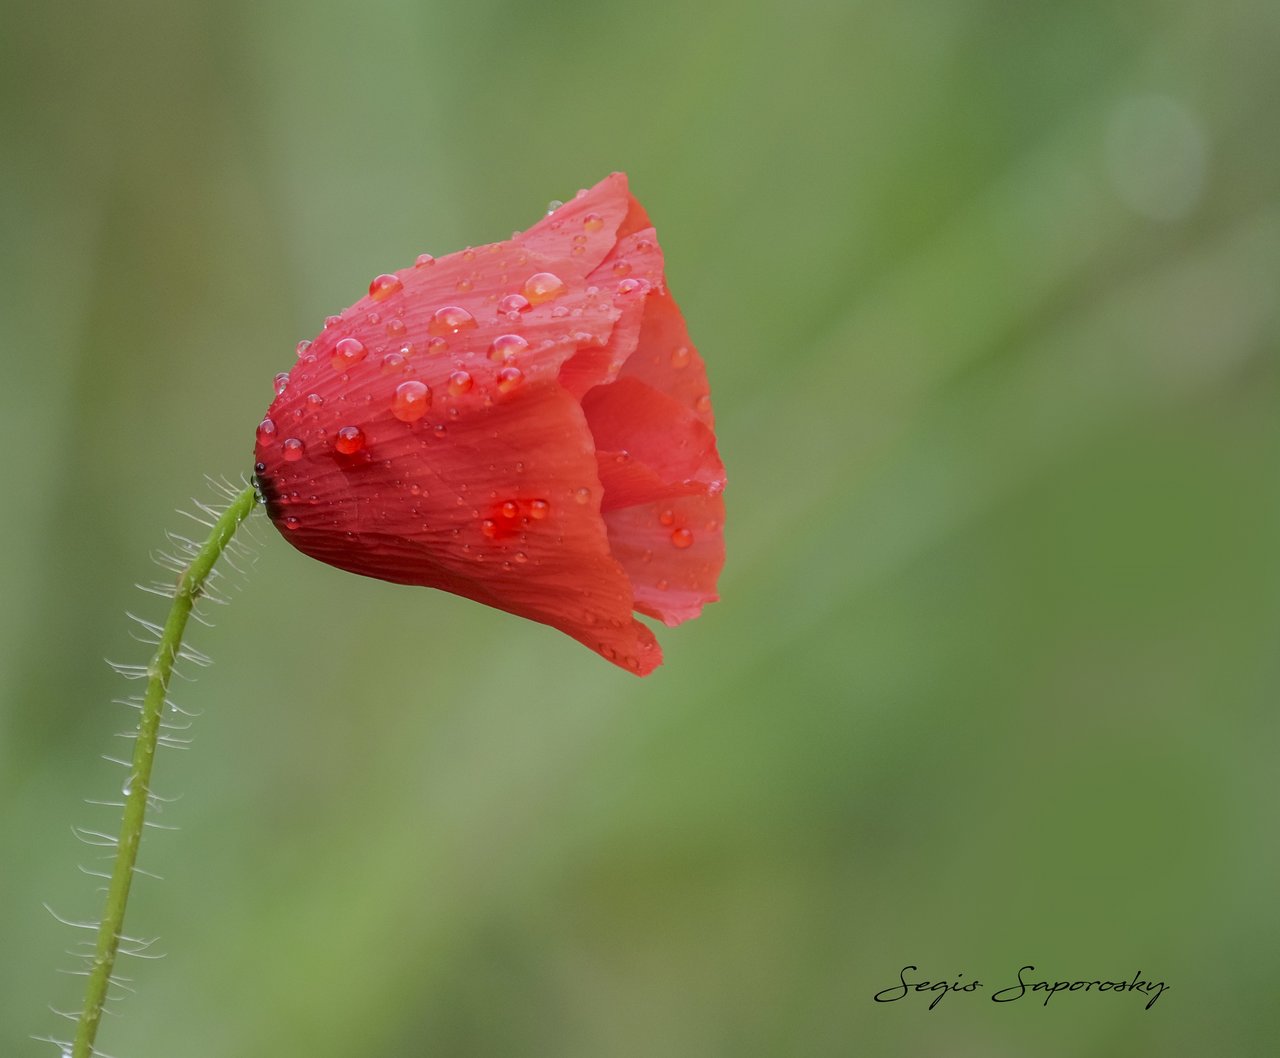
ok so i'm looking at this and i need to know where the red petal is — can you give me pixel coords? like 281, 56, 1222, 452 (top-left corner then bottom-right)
259, 378, 662, 675
603, 492, 725, 627
517, 172, 633, 281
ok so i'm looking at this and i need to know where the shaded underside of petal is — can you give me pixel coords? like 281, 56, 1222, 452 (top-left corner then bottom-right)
582, 377, 725, 511
603, 492, 725, 627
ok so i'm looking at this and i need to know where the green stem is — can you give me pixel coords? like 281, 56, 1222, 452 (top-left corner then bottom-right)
72, 484, 258, 1058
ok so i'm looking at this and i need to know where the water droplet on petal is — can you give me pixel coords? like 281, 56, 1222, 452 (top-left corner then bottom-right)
332, 337, 367, 369
455, 277, 474, 293
500, 500, 519, 519
283, 437, 304, 461
616, 277, 648, 297
415, 253, 436, 268
273, 372, 290, 395
428, 306, 477, 336
529, 499, 550, 520
612, 260, 632, 277
256, 418, 277, 445
392, 380, 431, 422
296, 339, 312, 357
283, 515, 301, 530
386, 317, 406, 338
495, 365, 524, 394
381, 351, 407, 372
546, 199, 564, 214
583, 212, 604, 232
574, 487, 591, 505
426, 336, 448, 355
335, 425, 365, 454
658, 509, 674, 526
488, 334, 529, 361
671, 346, 691, 368
524, 272, 566, 305
324, 314, 343, 329
369, 274, 402, 301
481, 518, 498, 538
448, 370, 473, 395
671, 528, 694, 549
499, 293, 531, 314
695, 394, 712, 414
514, 550, 528, 563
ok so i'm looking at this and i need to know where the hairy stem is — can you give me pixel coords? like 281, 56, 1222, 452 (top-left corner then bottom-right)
73, 484, 258, 1058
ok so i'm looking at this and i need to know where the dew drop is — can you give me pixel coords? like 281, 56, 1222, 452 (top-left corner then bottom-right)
659, 509, 674, 526
671, 528, 694, 549
695, 394, 713, 414
481, 518, 498, 538
392, 380, 431, 422
515, 550, 528, 563
671, 345, 691, 368
296, 339, 312, 358
583, 212, 604, 232
273, 372, 290, 395
386, 317, 407, 338
282, 437, 304, 461
335, 425, 365, 454
529, 499, 550, 520
426, 336, 448, 355
428, 305, 477, 336
455, 277, 474, 293
499, 293, 531, 314
332, 337, 367, 370
616, 277, 648, 297
500, 500, 519, 519
307, 392, 324, 407
324, 314, 343, 329
415, 253, 436, 268
523, 272, 566, 305
369, 274, 403, 301
366, 311, 381, 325
448, 370, 473, 396
488, 333, 529, 362
574, 487, 591, 505
256, 418, 277, 446
546, 199, 564, 214
283, 515, 301, 530
612, 260, 632, 277
382, 351, 407, 372
495, 365, 524, 394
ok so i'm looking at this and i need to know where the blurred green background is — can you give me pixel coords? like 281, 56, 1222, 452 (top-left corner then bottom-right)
2, 1, 1277, 1055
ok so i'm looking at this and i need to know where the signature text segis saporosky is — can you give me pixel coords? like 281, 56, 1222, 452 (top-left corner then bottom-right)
874, 965, 1168, 1010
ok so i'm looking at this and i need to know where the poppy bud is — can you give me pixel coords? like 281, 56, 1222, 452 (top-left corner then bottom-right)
254, 174, 724, 674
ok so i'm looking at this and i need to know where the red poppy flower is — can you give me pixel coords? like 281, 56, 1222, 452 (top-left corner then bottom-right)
253, 173, 724, 675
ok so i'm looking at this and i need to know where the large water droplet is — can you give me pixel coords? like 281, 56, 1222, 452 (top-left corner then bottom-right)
448, 370, 473, 396
335, 425, 365, 454
529, 499, 550, 520
498, 293, 531, 314
369, 274, 403, 301
428, 305, 477, 336
332, 337, 367, 370
256, 418, 278, 446
495, 365, 524, 394
283, 437, 305, 461
583, 212, 604, 232
488, 334, 529, 362
670, 528, 693, 549
392, 380, 431, 422
523, 272, 566, 305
